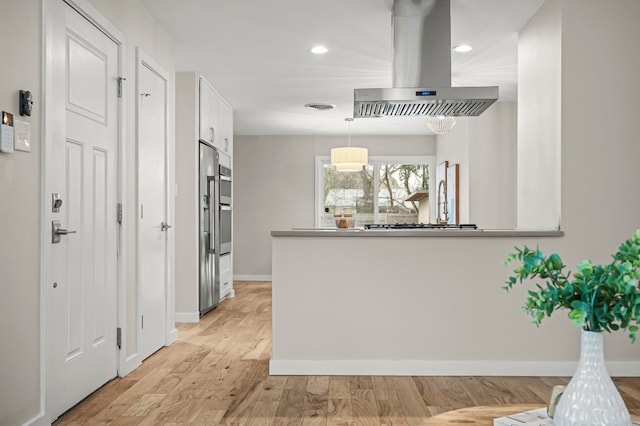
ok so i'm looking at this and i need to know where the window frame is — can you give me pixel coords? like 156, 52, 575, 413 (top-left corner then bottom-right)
315, 155, 437, 228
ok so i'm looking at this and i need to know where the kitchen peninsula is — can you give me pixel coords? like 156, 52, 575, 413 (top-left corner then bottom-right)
270, 228, 638, 377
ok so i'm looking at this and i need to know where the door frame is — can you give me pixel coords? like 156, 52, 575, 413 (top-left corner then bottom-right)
41, 0, 129, 422
135, 48, 175, 355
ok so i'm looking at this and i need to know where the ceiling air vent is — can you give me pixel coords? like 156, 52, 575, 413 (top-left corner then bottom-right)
305, 103, 335, 111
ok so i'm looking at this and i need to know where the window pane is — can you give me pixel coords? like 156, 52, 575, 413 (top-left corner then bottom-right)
318, 160, 431, 228
378, 164, 430, 224
321, 164, 375, 227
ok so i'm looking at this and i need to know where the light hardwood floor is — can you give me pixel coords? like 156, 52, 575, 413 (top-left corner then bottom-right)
55, 281, 640, 425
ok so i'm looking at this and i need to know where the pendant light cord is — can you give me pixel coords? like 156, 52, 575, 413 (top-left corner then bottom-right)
345, 117, 353, 147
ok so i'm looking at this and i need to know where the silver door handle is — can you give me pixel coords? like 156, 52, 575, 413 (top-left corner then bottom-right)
161, 222, 172, 231
52, 220, 77, 244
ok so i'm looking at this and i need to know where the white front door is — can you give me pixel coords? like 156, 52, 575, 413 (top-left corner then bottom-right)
137, 51, 169, 360
45, 1, 119, 420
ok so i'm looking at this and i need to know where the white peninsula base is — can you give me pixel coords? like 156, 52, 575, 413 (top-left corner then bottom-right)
270, 229, 640, 377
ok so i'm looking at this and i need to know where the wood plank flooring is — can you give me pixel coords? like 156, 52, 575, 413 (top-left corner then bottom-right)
54, 281, 640, 425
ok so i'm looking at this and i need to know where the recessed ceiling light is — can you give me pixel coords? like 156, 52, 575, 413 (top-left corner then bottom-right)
452, 44, 472, 53
310, 45, 329, 54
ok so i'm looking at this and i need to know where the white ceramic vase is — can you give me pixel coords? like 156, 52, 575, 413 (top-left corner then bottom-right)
553, 330, 631, 426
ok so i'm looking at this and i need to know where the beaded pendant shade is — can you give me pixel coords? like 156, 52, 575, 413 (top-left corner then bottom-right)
427, 115, 457, 134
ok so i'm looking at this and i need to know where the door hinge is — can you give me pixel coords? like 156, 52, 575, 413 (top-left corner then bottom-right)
117, 77, 126, 98
117, 203, 122, 225
116, 327, 122, 349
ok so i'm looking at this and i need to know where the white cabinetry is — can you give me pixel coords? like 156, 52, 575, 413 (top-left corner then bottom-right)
218, 102, 233, 156
219, 253, 233, 298
175, 72, 234, 323
198, 78, 218, 145
199, 77, 233, 155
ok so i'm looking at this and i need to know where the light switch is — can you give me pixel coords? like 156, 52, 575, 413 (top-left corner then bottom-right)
1, 111, 14, 153
14, 119, 31, 152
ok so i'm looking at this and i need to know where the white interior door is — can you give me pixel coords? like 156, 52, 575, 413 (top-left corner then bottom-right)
137, 50, 169, 361
45, 1, 119, 420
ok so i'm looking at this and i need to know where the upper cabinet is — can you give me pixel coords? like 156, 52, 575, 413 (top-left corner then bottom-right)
218, 101, 233, 157
199, 76, 233, 156
198, 78, 218, 145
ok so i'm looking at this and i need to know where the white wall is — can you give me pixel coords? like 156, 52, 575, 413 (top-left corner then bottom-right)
0, 1, 42, 424
435, 116, 471, 223
0, 1, 175, 424
88, 0, 177, 365
469, 102, 517, 229
518, 0, 640, 243
435, 102, 517, 228
559, 0, 640, 247
233, 135, 436, 278
174, 72, 199, 316
517, 0, 562, 229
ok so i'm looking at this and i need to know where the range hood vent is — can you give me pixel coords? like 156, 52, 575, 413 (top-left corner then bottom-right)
354, 0, 498, 119
354, 87, 498, 117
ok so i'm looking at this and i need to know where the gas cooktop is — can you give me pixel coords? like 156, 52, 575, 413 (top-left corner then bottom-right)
364, 223, 478, 230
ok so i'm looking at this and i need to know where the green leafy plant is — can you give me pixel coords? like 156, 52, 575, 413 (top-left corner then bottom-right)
503, 230, 640, 342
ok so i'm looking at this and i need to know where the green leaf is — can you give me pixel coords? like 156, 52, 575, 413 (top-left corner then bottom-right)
549, 253, 563, 270
577, 260, 594, 277
568, 309, 586, 327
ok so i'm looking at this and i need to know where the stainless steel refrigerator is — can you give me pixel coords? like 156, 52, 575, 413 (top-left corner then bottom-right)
199, 142, 219, 315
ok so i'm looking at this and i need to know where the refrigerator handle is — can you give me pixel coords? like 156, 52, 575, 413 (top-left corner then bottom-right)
208, 176, 216, 254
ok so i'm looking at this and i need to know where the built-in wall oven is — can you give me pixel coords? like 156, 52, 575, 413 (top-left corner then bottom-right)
216, 164, 232, 255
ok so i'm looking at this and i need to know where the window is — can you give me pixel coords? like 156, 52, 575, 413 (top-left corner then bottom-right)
315, 156, 435, 228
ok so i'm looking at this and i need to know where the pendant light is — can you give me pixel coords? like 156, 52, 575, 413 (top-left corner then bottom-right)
427, 115, 456, 134
331, 118, 368, 172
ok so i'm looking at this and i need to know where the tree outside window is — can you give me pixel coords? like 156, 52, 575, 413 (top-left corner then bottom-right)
317, 157, 433, 228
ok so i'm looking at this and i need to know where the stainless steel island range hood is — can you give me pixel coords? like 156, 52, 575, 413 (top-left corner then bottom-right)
354, 0, 498, 118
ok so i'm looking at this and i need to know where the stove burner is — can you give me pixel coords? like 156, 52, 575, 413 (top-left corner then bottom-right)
364, 223, 478, 230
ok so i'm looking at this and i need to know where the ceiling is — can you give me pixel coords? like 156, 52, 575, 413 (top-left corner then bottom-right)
139, 0, 545, 136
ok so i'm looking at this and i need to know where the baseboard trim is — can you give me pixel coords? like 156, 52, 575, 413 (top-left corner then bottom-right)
167, 328, 178, 345
175, 312, 200, 323
233, 274, 272, 282
269, 359, 640, 377
119, 353, 141, 378
222, 289, 236, 299
23, 410, 46, 426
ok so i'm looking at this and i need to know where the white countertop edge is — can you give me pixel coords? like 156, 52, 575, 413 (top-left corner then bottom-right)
270, 229, 564, 238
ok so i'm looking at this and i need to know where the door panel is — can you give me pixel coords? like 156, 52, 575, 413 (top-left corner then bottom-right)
46, 1, 119, 420
92, 148, 108, 344
138, 53, 169, 361
64, 139, 83, 358
66, 33, 107, 122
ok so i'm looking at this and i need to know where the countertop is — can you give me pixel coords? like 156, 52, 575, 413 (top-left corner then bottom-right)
271, 228, 563, 238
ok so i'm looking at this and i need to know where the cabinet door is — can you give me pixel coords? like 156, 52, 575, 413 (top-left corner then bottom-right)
199, 79, 218, 144
219, 253, 232, 298
218, 103, 233, 155
198, 80, 210, 142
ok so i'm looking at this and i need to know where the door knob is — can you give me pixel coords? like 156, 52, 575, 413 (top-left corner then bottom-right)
161, 222, 172, 231
52, 220, 77, 244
